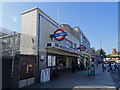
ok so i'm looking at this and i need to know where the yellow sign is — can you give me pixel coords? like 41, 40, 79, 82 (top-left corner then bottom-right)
29, 64, 33, 67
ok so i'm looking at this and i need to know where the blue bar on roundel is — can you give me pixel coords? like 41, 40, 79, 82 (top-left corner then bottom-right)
50, 32, 67, 38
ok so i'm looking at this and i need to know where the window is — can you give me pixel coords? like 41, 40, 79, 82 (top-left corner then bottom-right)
61, 39, 66, 46
66, 40, 72, 48
48, 55, 52, 66
48, 55, 56, 67
73, 43, 76, 49
51, 56, 56, 66
53, 39, 61, 45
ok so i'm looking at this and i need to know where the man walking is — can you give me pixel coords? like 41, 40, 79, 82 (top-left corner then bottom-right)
71, 59, 76, 73
114, 62, 119, 71
108, 61, 113, 73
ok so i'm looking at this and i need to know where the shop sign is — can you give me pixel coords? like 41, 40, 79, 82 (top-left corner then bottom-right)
77, 45, 86, 51
50, 29, 67, 41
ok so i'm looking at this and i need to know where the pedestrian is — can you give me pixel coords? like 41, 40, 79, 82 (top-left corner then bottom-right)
52, 68, 57, 79
96, 61, 99, 66
88, 58, 95, 76
103, 62, 107, 71
91, 59, 95, 76
106, 62, 109, 71
80, 61, 82, 70
88, 66, 91, 76
71, 59, 76, 73
108, 61, 113, 73
102, 61, 106, 72
114, 62, 119, 71
86, 59, 89, 70
80, 60, 84, 70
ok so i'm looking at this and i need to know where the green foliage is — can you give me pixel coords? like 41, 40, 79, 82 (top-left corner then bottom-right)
96, 49, 106, 57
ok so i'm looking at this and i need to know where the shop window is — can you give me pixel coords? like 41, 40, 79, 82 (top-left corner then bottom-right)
51, 56, 56, 66
56, 58, 66, 70
48, 55, 56, 67
48, 55, 52, 67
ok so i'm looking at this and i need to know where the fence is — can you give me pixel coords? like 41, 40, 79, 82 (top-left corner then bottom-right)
0, 27, 37, 56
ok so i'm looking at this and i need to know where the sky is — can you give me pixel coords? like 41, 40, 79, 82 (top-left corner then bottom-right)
0, 2, 118, 54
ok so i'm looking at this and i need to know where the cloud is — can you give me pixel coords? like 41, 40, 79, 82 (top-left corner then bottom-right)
11, 16, 17, 22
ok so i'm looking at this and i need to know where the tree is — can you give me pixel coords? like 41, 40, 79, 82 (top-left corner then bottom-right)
96, 49, 106, 57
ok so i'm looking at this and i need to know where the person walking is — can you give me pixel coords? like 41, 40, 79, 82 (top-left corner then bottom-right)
91, 59, 95, 76
80, 60, 84, 70
71, 59, 76, 73
88, 58, 95, 76
102, 61, 107, 72
86, 58, 89, 70
103, 62, 107, 72
102, 61, 104, 72
108, 61, 113, 73
96, 61, 99, 66
114, 62, 119, 71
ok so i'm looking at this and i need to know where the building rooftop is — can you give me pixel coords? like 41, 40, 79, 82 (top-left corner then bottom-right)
21, 7, 59, 27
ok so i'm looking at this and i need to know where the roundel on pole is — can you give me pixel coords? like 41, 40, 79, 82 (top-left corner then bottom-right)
50, 29, 67, 41
77, 45, 86, 51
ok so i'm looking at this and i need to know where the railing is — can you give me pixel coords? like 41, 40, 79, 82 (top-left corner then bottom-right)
0, 27, 16, 36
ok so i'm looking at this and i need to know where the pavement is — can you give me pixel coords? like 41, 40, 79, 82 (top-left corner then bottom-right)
26, 65, 116, 90
110, 65, 120, 89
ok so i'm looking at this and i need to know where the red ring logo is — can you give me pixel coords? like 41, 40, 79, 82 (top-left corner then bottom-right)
54, 29, 65, 41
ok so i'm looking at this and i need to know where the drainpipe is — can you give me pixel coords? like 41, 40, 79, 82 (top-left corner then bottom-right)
11, 31, 16, 77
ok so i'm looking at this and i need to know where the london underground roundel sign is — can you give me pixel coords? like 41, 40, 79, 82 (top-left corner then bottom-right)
77, 45, 86, 51
50, 29, 67, 41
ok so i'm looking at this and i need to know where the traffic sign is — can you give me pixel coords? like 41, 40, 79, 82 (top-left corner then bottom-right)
77, 45, 86, 51
50, 29, 67, 41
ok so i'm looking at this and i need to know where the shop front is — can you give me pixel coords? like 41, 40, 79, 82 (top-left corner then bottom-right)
46, 48, 79, 80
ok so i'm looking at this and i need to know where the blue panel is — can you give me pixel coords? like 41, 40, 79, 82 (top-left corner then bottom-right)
50, 32, 67, 38
55, 43, 59, 47
47, 43, 52, 47
37, 13, 40, 56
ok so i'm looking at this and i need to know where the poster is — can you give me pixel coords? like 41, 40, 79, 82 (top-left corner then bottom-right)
48, 55, 51, 66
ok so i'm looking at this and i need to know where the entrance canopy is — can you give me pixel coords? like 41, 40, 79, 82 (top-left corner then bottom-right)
46, 42, 80, 57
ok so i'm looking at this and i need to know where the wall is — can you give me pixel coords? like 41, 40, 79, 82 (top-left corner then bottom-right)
21, 9, 37, 37
20, 9, 37, 55
20, 33, 37, 55
72, 27, 81, 42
